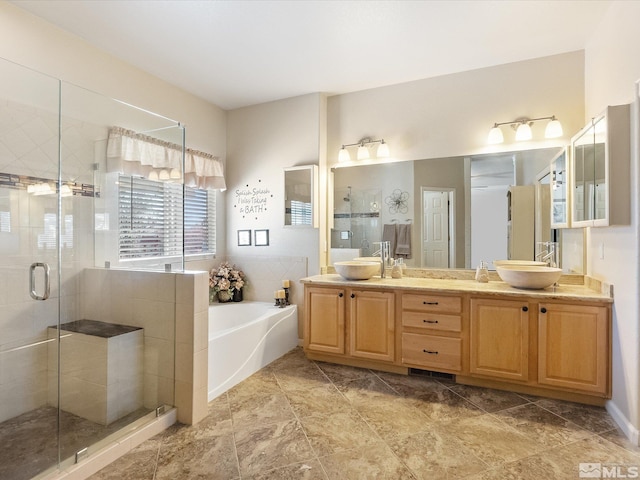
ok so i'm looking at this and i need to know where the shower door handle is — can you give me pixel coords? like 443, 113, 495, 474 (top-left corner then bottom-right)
29, 262, 50, 301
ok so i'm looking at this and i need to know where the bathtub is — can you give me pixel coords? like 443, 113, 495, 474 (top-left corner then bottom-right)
208, 301, 298, 401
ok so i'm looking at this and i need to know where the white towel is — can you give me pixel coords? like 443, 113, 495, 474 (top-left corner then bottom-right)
395, 224, 412, 259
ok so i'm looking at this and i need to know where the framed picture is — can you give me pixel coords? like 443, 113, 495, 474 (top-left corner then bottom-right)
254, 229, 269, 246
237, 230, 251, 246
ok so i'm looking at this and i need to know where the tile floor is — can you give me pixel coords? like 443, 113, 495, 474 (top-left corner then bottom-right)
91, 348, 640, 479
0, 406, 150, 480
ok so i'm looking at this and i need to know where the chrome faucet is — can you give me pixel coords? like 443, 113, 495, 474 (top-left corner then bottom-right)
374, 241, 391, 278
535, 242, 558, 267
537, 250, 557, 267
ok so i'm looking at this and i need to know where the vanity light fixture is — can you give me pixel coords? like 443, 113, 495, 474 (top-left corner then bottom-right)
487, 116, 563, 144
338, 137, 390, 162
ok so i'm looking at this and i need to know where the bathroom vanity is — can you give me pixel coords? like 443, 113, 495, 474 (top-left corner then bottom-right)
302, 272, 612, 406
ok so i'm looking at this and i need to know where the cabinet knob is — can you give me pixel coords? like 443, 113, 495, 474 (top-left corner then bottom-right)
423, 349, 439, 355
522, 306, 528, 312
350, 293, 355, 298
541, 307, 547, 314
423, 301, 439, 305
423, 319, 439, 324
338, 293, 343, 298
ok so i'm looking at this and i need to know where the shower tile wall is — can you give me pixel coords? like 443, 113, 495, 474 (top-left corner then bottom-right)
80, 267, 210, 426
80, 268, 176, 410
0, 99, 100, 424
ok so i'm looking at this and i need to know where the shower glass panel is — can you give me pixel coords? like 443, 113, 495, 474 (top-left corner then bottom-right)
0, 59, 62, 479
56, 82, 182, 470
0, 57, 182, 479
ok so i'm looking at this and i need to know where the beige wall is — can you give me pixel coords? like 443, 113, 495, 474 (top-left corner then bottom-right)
584, 0, 640, 444
327, 51, 585, 165
226, 93, 325, 334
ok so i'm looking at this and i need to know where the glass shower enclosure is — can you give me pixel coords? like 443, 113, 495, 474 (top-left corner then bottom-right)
0, 58, 182, 479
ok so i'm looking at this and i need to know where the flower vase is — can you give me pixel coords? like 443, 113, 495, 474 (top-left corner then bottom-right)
233, 288, 243, 302
209, 288, 217, 304
217, 290, 232, 303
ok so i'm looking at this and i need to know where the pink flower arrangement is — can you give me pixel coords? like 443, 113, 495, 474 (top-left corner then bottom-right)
209, 261, 246, 295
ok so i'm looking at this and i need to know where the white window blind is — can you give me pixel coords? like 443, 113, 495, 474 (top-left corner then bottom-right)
290, 200, 312, 226
184, 186, 216, 255
118, 175, 216, 259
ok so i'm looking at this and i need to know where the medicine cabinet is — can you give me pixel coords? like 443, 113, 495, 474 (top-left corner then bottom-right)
284, 165, 319, 227
570, 104, 630, 228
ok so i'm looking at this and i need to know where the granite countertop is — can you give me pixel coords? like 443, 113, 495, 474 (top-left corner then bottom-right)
300, 274, 613, 303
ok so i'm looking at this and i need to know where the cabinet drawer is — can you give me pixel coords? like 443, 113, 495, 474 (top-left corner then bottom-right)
402, 333, 462, 371
402, 293, 462, 313
402, 312, 461, 332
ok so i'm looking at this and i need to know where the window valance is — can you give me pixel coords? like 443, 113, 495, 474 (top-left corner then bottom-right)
106, 126, 226, 191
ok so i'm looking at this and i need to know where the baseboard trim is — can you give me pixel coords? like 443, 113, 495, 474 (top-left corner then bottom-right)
606, 400, 640, 446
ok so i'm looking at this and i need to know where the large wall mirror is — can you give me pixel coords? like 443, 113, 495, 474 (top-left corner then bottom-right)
284, 165, 318, 228
330, 148, 584, 273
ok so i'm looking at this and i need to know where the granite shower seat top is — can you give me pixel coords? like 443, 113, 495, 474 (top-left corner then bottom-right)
50, 319, 142, 338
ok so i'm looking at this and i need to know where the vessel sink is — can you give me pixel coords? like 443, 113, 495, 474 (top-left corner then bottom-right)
335, 261, 380, 280
496, 265, 562, 289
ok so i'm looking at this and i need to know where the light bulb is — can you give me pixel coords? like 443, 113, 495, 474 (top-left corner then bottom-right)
170, 168, 181, 179
515, 122, 532, 141
159, 169, 170, 181
545, 118, 563, 138
377, 141, 390, 158
357, 144, 369, 160
487, 125, 504, 144
148, 170, 159, 181
338, 146, 350, 163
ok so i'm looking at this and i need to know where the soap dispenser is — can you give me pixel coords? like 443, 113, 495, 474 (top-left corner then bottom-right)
475, 260, 489, 283
391, 259, 403, 279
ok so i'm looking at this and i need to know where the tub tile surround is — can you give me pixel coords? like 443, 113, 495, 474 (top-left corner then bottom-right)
226, 255, 309, 340
226, 254, 308, 305
90, 348, 639, 480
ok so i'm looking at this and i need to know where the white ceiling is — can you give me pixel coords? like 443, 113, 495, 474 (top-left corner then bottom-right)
12, 0, 612, 110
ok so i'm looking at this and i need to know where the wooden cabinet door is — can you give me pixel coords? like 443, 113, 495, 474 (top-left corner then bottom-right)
305, 286, 345, 354
470, 298, 529, 381
349, 289, 395, 362
538, 303, 609, 395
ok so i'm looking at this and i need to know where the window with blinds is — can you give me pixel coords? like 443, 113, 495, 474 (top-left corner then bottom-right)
289, 199, 312, 226
118, 175, 216, 259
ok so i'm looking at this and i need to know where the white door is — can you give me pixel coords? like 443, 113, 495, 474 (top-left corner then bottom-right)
423, 191, 449, 267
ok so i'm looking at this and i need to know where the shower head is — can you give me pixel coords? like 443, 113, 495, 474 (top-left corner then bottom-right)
343, 186, 351, 202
